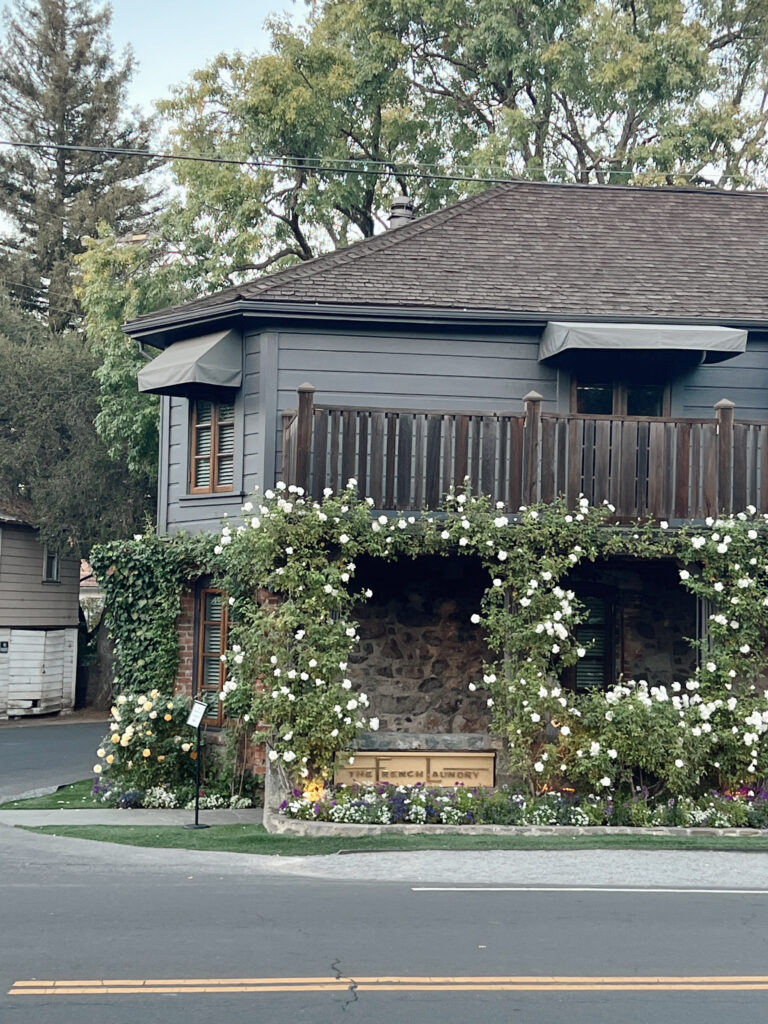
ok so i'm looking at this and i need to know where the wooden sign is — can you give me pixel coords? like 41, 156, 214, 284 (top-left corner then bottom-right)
334, 751, 495, 788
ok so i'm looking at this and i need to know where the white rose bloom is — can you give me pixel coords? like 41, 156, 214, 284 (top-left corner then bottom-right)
470, 613, 481, 624
560, 725, 571, 736
534, 761, 544, 773
674, 759, 684, 768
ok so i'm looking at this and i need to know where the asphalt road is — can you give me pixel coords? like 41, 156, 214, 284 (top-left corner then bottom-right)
0, 717, 107, 801
2, 826, 768, 1024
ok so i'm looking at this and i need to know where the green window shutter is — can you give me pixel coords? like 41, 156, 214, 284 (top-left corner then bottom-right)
575, 595, 611, 690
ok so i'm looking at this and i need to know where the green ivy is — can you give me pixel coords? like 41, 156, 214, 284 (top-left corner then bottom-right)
91, 529, 216, 697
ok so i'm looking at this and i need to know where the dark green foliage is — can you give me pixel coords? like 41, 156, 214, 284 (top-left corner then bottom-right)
90, 531, 216, 696
0, 329, 154, 551
0, 0, 156, 331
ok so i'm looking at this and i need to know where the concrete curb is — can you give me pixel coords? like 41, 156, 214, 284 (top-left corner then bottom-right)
265, 815, 768, 839
0, 807, 264, 826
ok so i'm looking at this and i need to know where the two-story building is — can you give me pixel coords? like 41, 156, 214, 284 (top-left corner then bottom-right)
126, 180, 768, 745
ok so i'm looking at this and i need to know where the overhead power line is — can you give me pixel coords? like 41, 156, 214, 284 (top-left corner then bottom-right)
0, 137, 706, 183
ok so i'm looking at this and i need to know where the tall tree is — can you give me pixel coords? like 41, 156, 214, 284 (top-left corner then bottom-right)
158, 5, 463, 278
0, 0, 156, 332
158, 0, 768, 283
0, 315, 155, 552
78, 227, 196, 485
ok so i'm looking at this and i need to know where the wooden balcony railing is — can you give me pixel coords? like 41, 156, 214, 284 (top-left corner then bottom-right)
281, 383, 768, 520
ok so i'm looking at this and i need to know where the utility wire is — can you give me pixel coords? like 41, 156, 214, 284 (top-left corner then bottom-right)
0, 137, 705, 183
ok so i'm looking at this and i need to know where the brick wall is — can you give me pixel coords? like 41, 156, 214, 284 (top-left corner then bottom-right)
174, 583, 266, 776
175, 588, 195, 698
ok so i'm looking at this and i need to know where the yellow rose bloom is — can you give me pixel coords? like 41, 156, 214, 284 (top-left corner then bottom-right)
166, 702, 174, 710
143, 702, 152, 712
142, 748, 151, 758
111, 734, 120, 743
163, 714, 172, 721
150, 689, 159, 699
157, 755, 165, 762
106, 754, 115, 764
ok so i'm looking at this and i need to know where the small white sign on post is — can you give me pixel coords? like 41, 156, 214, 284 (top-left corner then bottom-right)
186, 700, 207, 729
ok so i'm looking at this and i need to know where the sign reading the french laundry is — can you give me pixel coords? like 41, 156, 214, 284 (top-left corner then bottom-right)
334, 751, 495, 788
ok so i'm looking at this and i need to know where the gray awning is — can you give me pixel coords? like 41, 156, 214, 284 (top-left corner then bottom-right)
137, 330, 242, 396
539, 322, 748, 362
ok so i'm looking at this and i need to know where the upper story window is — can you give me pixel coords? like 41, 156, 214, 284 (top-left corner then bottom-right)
573, 380, 669, 417
43, 545, 60, 583
190, 399, 235, 493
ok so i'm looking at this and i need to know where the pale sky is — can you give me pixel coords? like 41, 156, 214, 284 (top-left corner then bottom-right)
109, 0, 297, 113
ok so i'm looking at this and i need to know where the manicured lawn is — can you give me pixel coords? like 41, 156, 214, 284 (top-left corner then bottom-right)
0, 779, 98, 809
20, 824, 768, 856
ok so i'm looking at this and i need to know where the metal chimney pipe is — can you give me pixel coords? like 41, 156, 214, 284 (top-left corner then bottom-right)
388, 195, 415, 229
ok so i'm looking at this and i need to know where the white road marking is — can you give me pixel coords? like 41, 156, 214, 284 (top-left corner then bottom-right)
411, 886, 768, 894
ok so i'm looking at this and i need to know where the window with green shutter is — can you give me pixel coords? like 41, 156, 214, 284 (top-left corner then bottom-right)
197, 588, 229, 725
190, 399, 235, 493
563, 592, 616, 691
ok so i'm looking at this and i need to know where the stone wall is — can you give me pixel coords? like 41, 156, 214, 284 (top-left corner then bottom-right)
346, 555, 699, 742
348, 555, 492, 736
565, 558, 698, 685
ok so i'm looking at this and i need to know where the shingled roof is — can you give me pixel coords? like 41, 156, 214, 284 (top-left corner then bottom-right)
126, 181, 768, 330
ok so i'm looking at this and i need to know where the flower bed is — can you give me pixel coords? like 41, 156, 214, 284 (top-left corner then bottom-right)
280, 782, 768, 829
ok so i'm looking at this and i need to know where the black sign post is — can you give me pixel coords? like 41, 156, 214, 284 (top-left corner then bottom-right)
184, 700, 209, 830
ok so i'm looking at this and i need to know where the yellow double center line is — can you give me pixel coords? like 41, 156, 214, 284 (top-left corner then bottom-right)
10, 975, 768, 995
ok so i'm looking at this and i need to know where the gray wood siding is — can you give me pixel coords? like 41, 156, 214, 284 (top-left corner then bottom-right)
274, 326, 557, 487
673, 336, 768, 419
163, 331, 261, 535
0, 527, 79, 628
158, 322, 768, 535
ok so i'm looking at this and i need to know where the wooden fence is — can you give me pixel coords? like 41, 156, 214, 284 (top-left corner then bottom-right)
281, 385, 768, 519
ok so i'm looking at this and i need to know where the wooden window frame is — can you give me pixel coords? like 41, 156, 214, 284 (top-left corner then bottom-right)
570, 378, 671, 417
195, 587, 229, 727
189, 398, 236, 495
